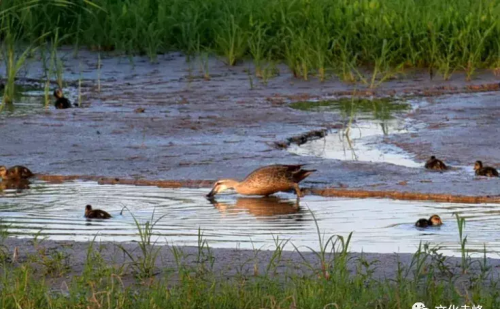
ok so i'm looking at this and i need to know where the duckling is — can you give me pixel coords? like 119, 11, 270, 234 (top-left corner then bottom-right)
54, 89, 74, 109
0, 179, 31, 191
84, 205, 112, 219
474, 160, 499, 177
415, 214, 443, 228
424, 156, 447, 171
0, 165, 34, 180
207, 164, 316, 199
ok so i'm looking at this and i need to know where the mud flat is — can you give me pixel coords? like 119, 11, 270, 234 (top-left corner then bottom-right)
2, 50, 500, 199
2, 50, 500, 285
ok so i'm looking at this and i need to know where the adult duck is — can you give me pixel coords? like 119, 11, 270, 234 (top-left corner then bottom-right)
206, 164, 315, 199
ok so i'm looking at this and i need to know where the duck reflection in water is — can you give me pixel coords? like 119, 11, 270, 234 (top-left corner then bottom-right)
0, 179, 31, 193
208, 196, 302, 218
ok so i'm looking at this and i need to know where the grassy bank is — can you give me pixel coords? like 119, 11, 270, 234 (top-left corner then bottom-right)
1, 215, 500, 308
1, 0, 500, 84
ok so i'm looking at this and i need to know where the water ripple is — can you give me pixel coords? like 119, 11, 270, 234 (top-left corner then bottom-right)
1, 180, 500, 256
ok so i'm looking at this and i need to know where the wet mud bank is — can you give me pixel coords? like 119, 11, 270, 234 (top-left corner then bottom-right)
3, 237, 500, 286
34, 174, 500, 204
2, 50, 500, 198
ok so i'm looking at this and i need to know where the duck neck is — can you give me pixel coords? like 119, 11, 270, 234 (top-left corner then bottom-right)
225, 179, 241, 192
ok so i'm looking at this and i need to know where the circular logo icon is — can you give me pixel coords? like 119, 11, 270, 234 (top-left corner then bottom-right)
412, 303, 427, 309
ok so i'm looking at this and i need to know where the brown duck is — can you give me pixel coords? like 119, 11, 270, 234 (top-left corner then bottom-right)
424, 156, 447, 171
85, 205, 112, 219
415, 214, 443, 228
0, 165, 34, 180
474, 161, 499, 177
206, 164, 315, 199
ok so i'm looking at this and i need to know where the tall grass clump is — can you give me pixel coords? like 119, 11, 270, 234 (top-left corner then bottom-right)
1, 0, 500, 84
0, 16, 35, 105
0, 0, 96, 106
118, 210, 166, 279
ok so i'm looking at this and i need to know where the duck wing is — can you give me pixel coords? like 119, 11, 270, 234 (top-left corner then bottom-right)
97, 210, 112, 219
243, 164, 315, 186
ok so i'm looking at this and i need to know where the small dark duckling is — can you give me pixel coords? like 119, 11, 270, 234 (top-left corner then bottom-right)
474, 160, 499, 177
424, 156, 447, 171
415, 214, 443, 228
0, 165, 34, 180
84, 205, 112, 219
54, 89, 74, 109
0, 179, 31, 191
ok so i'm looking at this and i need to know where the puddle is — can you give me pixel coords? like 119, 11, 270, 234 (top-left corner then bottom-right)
1, 180, 500, 257
0, 86, 47, 116
288, 99, 422, 168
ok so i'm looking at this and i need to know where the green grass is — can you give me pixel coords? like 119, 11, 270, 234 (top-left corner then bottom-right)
1, 212, 500, 308
1, 0, 500, 85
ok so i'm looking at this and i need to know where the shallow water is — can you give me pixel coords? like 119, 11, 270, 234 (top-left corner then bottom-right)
0, 87, 46, 116
1, 181, 499, 257
288, 98, 422, 168
0, 86, 80, 116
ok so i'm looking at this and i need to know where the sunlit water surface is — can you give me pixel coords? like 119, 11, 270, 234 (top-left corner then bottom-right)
1, 181, 499, 257
288, 98, 423, 168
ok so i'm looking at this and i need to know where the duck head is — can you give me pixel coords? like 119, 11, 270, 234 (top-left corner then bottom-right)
430, 155, 436, 160
53, 89, 64, 99
206, 179, 239, 197
474, 160, 483, 171
429, 214, 442, 226
85, 204, 93, 215
0, 166, 6, 179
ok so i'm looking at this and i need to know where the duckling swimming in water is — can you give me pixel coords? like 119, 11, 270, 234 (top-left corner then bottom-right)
424, 156, 447, 171
415, 214, 442, 228
474, 160, 499, 177
84, 205, 112, 219
54, 89, 74, 109
207, 164, 315, 199
0, 179, 31, 191
0, 165, 34, 180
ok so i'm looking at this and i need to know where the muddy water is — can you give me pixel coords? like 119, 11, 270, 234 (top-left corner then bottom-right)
1, 181, 499, 256
0, 86, 81, 116
288, 99, 422, 167
0, 87, 46, 116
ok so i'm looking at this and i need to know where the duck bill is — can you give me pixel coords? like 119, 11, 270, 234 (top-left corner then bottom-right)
206, 186, 217, 198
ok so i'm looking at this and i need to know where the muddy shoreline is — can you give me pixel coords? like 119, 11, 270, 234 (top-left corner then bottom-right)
2, 237, 500, 288
34, 174, 500, 204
